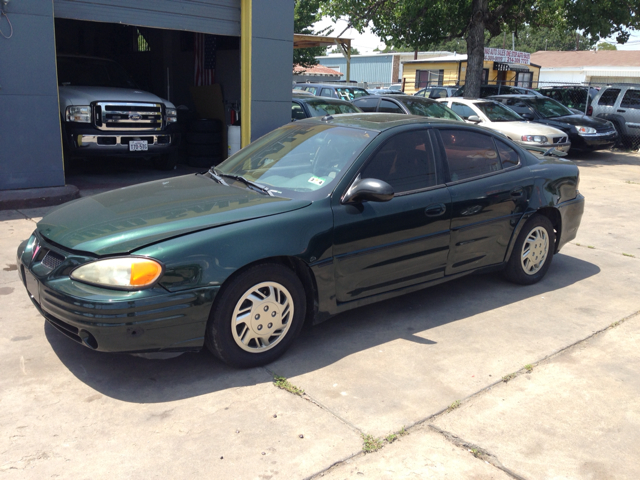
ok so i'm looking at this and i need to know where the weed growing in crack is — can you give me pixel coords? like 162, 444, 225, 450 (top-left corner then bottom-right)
385, 426, 408, 444
470, 448, 481, 458
362, 434, 383, 453
447, 400, 461, 412
273, 375, 304, 396
623, 253, 635, 258
502, 373, 517, 383
524, 364, 533, 373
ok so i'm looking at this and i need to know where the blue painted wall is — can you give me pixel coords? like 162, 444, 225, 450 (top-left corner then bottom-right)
0, 1, 65, 191
316, 55, 394, 84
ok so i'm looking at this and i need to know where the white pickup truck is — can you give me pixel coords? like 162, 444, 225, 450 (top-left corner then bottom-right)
58, 55, 179, 170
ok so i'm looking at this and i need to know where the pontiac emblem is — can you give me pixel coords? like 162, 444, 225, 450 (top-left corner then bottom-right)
32, 240, 41, 260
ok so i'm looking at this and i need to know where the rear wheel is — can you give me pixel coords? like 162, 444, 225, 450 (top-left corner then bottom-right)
504, 215, 555, 285
205, 263, 306, 368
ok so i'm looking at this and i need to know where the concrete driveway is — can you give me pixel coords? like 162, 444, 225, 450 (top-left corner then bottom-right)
1, 150, 638, 479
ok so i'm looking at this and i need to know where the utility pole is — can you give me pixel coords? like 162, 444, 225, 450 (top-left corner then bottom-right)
576, 32, 579, 50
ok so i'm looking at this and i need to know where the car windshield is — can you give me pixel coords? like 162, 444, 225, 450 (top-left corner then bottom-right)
474, 102, 522, 122
57, 57, 138, 88
305, 100, 360, 116
335, 88, 369, 101
529, 97, 573, 118
216, 124, 376, 200
402, 99, 462, 121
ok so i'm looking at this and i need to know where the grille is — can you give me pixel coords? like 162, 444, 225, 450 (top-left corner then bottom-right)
41, 251, 65, 269
95, 102, 163, 131
553, 136, 568, 144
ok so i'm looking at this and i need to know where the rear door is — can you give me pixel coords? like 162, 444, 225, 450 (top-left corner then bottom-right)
332, 129, 451, 303
434, 127, 530, 275
618, 88, 640, 130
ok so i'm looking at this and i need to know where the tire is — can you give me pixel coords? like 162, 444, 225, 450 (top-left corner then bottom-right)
186, 132, 222, 145
187, 155, 222, 168
187, 143, 221, 157
205, 263, 306, 368
152, 154, 178, 171
189, 118, 222, 133
504, 215, 555, 285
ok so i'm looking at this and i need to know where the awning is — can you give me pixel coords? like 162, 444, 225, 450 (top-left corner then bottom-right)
493, 63, 530, 73
293, 34, 353, 81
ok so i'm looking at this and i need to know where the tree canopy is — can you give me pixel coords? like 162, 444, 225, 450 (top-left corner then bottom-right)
323, 0, 639, 96
294, 0, 332, 70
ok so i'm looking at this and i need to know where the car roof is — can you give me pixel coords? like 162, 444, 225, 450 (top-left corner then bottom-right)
489, 94, 541, 99
440, 97, 498, 105
299, 113, 462, 131
294, 83, 367, 89
295, 95, 356, 105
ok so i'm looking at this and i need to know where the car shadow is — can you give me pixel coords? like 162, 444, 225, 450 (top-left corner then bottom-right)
46, 253, 600, 403
569, 149, 640, 167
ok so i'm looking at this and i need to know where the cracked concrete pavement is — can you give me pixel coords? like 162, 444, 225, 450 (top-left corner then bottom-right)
1, 150, 639, 479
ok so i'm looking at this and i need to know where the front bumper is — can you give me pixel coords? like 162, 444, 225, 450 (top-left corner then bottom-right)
64, 123, 179, 157
556, 193, 585, 252
571, 130, 618, 150
17, 236, 217, 354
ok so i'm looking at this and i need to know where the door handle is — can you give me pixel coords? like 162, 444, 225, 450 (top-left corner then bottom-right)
425, 203, 446, 217
617, 109, 626, 113
510, 188, 524, 198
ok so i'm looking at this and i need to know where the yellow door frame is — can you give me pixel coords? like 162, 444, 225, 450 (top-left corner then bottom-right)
240, 0, 252, 147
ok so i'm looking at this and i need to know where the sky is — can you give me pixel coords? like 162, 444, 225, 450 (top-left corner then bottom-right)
313, 17, 640, 54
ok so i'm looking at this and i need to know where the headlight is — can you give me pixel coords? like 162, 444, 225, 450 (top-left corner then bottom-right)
166, 108, 177, 123
575, 126, 596, 135
71, 257, 163, 290
66, 106, 91, 123
521, 135, 548, 143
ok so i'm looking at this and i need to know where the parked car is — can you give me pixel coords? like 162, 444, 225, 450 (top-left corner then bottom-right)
291, 92, 361, 121
588, 85, 640, 148
454, 84, 544, 97
489, 94, 618, 151
388, 84, 403, 91
538, 86, 600, 114
437, 97, 570, 152
414, 86, 459, 99
367, 89, 407, 95
293, 83, 370, 101
57, 55, 179, 170
18, 114, 584, 368
352, 95, 462, 121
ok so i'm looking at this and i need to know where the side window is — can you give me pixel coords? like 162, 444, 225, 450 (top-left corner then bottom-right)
451, 103, 476, 120
598, 88, 621, 106
495, 139, 520, 168
430, 88, 447, 99
291, 102, 307, 121
353, 97, 380, 112
305, 87, 318, 95
378, 99, 404, 113
620, 90, 640, 109
320, 88, 334, 98
360, 130, 437, 193
439, 129, 501, 181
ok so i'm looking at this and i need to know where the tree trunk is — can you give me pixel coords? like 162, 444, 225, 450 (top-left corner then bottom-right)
464, 0, 487, 98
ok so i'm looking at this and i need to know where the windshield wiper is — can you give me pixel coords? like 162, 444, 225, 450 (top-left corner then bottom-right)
217, 172, 273, 196
197, 168, 228, 186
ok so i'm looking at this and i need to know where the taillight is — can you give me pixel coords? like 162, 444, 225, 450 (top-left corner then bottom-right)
586, 105, 593, 116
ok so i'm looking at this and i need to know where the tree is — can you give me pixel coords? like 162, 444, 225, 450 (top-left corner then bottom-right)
597, 42, 617, 51
323, 0, 639, 97
327, 46, 360, 55
294, 0, 332, 70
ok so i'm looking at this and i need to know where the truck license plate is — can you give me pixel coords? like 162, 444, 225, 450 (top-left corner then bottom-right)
129, 140, 148, 152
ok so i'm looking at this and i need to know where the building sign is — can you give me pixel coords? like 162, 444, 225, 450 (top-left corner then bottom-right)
484, 48, 530, 65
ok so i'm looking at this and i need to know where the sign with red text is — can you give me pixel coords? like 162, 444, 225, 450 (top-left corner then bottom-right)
484, 48, 530, 65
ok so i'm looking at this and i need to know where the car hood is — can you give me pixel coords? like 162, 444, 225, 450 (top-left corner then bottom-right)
58, 86, 174, 108
484, 121, 567, 140
537, 114, 613, 132
37, 175, 311, 255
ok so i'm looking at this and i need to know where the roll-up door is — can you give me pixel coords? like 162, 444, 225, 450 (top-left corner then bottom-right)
53, 0, 241, 36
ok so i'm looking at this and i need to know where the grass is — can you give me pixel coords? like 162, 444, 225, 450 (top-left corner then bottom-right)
588, 245, 595, 249
623, 253, 636, 258
447, 400, 461, 412
362, 434, 384, 453
524, 364, 533, 373
470, 448, 481, 458
385, 426, 408, 444
272, 375, 304, 396
502, 373, 517, 383
625, 180, 640, 185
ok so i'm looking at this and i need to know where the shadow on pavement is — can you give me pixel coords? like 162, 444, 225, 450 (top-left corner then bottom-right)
46, 252, 600, 404
569, 149, 640, 168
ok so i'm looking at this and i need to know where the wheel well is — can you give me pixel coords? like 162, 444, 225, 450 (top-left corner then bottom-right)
219, 256, 319, 326
536, 207, 562, 252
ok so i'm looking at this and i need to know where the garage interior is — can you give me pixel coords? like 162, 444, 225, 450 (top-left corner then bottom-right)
54, 18, 242, 166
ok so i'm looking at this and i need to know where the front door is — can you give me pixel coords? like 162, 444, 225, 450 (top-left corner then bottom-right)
332, 129, 451, 303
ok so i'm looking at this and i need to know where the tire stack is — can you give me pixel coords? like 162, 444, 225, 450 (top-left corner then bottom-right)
186, 119, 223, 168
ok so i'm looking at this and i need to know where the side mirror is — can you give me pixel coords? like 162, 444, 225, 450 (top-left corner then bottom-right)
342, 177, 394, 204
467, 115, 482, 123
521, 112, 534, 120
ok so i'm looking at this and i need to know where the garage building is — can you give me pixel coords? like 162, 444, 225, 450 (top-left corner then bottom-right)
0, 0, 293, 192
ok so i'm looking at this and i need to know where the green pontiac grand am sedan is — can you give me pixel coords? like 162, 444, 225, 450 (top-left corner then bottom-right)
17, 114, 585, 368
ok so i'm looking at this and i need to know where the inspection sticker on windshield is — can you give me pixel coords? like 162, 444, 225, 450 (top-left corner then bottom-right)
308, 176, 325, 186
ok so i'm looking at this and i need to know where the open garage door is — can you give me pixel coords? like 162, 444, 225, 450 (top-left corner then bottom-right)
53, 0, 240, 37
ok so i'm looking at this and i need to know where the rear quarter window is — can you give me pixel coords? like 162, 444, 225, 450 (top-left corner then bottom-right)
620, 90, 640, 109
598, 88, 621, 106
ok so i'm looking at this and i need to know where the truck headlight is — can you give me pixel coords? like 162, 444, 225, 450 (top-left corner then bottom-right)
521, 135, 548, 143
65, 106, 91, 123
166, 108, 177, 123
575, 126, 596, 135
71, 257, 163, 290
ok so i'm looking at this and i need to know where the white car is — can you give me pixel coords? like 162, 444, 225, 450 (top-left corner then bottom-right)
437, 97, 571, 153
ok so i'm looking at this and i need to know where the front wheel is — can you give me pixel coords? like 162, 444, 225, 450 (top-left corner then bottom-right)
504, 215, 555, 285
205, 263, 306, 368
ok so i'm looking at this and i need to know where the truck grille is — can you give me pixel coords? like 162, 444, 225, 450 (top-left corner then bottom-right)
94, 102, 163, 131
